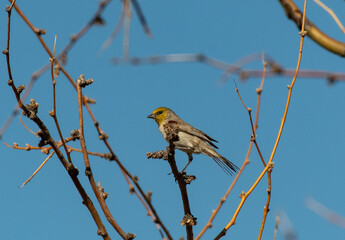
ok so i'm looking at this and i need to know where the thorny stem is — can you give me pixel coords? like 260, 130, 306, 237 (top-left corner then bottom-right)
215, 0, 308, 238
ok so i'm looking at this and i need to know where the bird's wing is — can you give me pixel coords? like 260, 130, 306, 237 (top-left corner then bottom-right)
169, 120, 219, 149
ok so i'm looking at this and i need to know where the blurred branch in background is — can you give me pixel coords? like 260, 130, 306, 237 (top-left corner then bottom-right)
305, 198, 345, 229
278, 211, 298, 240
0, 0, 111, 140
313, 0, 345, 34
279, 0, 345, 57
111, 53, 345, 83
102, 0, 152, 56
273, 214, 280, 240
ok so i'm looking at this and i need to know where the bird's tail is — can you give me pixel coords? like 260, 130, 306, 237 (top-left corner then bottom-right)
204, 149, 239, 175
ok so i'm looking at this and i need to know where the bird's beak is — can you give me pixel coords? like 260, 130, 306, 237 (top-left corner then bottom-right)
147, 113, 155, 119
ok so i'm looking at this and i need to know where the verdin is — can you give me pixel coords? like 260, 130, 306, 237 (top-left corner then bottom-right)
147, 107, 238, 175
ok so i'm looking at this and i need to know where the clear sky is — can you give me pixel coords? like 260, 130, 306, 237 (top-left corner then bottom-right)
1, 0, 345, 239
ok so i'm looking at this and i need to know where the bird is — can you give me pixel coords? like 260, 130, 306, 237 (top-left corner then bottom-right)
147, 107, 239, 175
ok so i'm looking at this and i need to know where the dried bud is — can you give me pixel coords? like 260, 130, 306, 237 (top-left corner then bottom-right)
70, 129, 80, 140
17, 85, 25, 94
77, 74, 93, 87
54, 64, 61, 78
181, 213, 197, 226
22, 99, 39, 119
93, 16, 105, 25
98, 131, 108, 140
35, 28, 47, 35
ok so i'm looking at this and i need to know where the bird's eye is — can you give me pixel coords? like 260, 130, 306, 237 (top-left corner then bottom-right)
158, 111, 163, 115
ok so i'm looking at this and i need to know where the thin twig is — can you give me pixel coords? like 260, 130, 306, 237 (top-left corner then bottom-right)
214, 0, 308, 238
257, 56, 272, 240
67, 145, 106, 158
49, 36, 73, 164
313, 0, 345, 33
77, 80, 132, 239
235, 59, 273, 240
19, 117, 38, 136
4, 142, 48, 152
234, 81, 266, 167
19, 151, 55, 188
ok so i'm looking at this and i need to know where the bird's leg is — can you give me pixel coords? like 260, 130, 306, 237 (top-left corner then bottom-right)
180, 153, 193, 173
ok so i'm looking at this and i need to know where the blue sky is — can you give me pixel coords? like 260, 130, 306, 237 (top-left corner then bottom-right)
1, 0, 345, 239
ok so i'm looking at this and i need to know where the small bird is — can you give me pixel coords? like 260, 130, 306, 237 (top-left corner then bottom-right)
147, 107, 238, 175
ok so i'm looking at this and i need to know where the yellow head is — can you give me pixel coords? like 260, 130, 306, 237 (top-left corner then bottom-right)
147, 107, 170, 125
